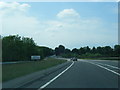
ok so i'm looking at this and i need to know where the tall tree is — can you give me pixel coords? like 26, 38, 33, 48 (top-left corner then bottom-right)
58, 45, 65, 54
72, 48, 79, 54
86, 46, 91, 53
2, 35, 22, 61
79, 47, 86, 55
65, 48, 71, 54
91, 47, 96, 54
114, 45, 120, 57
55, 47, 59, 56
96, 46, 103, 55
103, 46, 113, 56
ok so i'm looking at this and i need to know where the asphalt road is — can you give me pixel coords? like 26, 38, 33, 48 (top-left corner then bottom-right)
43, 60, 119, 88
3, 59, 120, 89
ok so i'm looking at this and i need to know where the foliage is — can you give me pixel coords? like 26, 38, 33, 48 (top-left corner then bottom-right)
2, 35, 120, 61
55, 45, 65, 56
55, 45, 120, 59
79, 53, 102, 58
36, 46, 54, 59
2, 35, 54, 62
114, 45, 120, 57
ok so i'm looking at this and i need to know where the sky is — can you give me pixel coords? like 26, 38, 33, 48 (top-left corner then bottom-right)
0, 1, 118, 49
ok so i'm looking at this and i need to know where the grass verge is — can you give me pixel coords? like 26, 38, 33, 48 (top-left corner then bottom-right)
2, 58, 66, 82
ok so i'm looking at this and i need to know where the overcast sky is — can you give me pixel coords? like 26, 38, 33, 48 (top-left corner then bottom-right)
0, 1, 118, 49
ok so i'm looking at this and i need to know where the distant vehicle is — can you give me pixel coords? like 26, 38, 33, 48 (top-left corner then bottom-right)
71, 57, 77, 61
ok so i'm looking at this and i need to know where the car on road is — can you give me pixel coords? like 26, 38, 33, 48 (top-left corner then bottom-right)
71, 57, 77, 61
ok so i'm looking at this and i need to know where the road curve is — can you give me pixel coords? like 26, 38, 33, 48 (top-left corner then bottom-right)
40, 60, 119, 88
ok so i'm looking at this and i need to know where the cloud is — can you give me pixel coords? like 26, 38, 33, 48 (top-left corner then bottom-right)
0, 2, 30, 11
1, 2, 117, 49
0, 2, 30, 16
33, 9, 117, 48
57, 9, 80, 18
2, 14, 40, 36
1, 2, 38, 37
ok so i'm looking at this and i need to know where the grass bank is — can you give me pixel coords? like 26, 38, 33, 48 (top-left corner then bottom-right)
2, 58, 66, 82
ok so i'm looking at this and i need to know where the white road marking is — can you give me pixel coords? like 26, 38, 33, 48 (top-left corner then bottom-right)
95, 62, 120, 70
104, 64, 120, 69
38, 62, 74, 90
85, 61, 120, 76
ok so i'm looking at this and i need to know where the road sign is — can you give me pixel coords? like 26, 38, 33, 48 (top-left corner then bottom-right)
31, 56, 41, 60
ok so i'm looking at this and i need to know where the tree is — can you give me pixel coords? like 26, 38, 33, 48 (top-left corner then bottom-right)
103, 46, 113, 56
72, 48, 79, 54
21, 37, 37, 60
114, 45, 120, 57
58, 45, 65, 54
86, 46, 91, 53
2, 35, 23, 61
55, 45, 65, 56
65, 48, 71, 54
2, 35, 54, 61
55, 47, 59, 56
79, 47, 86, 55
91, 47, 96, 54
36, 46, 54, 59
96, 46, 103, 55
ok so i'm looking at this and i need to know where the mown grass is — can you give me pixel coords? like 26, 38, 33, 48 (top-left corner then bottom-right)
2, 58, 66, 82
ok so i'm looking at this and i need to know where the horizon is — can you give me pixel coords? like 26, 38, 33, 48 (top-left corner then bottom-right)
1, 34, 118, 50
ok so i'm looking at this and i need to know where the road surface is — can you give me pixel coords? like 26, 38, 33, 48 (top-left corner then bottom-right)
3, 59, 119, 89
41, 60, 119, 88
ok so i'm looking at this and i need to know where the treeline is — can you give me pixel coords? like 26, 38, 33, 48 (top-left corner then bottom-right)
2, 35, 54, 62
55, 45, 120, 59
2, 35, 120, 62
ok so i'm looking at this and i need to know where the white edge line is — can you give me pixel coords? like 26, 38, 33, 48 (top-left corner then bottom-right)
38, 61, 74, 90
89, 62, 120, 76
